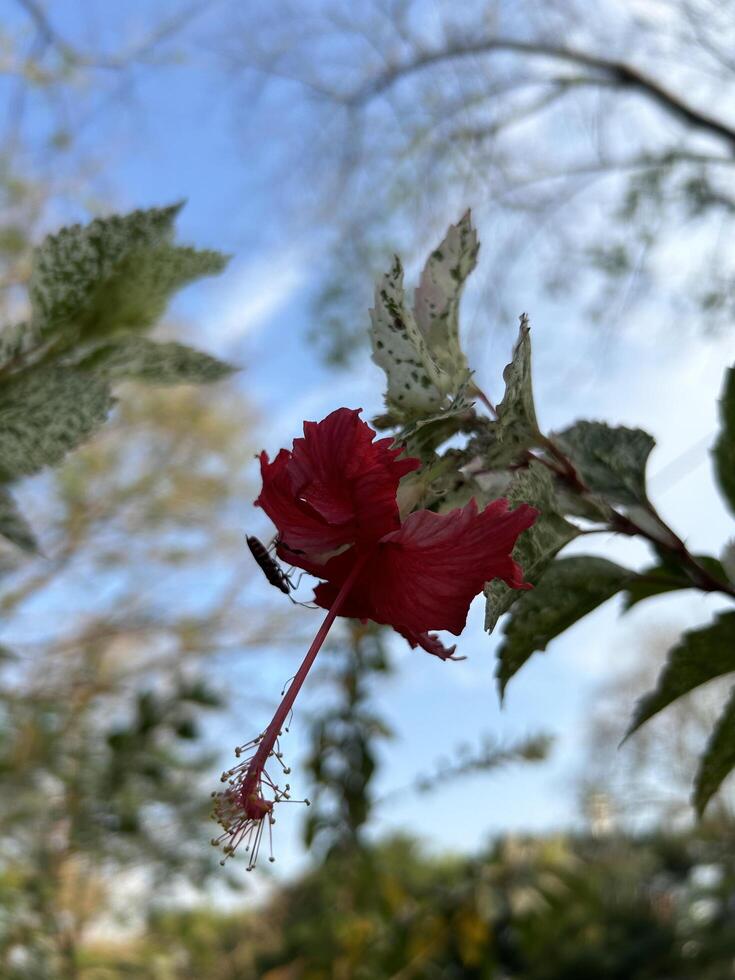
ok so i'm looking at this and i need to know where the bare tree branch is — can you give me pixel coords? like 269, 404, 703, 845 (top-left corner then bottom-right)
15, 0, 212, 71
345, 35, 735, 152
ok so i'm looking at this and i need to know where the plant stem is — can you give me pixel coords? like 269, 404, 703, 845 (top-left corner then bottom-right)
469, 382, 498, 418
610, 509, 735, 601
244, 552, 371, 792
537, 435, 735, 601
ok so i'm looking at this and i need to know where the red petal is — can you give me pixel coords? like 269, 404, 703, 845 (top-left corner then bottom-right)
310, 547, 372, 615
309, 498, 538, 642
396, 627, 458, 661
290, 409, 366, 526
367, 499, 537, 634
256, 450, 352, 554
257, 408, 419, 556
291, 408, 419, 543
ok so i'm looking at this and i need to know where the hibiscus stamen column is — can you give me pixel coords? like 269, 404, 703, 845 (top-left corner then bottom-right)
212, 551, 370, 868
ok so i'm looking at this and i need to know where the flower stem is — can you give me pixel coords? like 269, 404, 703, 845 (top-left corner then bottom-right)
243, 553, 370, 793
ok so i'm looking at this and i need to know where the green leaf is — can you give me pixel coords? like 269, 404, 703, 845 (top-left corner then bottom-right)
80, 338, 235, 385
497, 556, 632, 697
713, 365, 735, 517
413, 210, 478, 386
623, 565, 690, 608
694, 684, 735, 815
31, 204, 180, 336
395, 383, 474, 458
0, 322, 38, 373
29, 204, 227, 341
625, 612, 735, 738
0, 366, 113, 479
177, 679, 222, 708
77, 245, 227, 338
394, 449, 476, 516
722, 539, 735, 585
0, 487, 38, 552
475, 316, 541, 468
485, 462, 580, 634
553, 420, 655, 506
623, 555, 729, 609
370, 256, 455, 417
554, 484, 613, 523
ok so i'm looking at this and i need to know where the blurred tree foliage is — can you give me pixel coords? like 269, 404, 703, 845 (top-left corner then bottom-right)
304, 620, 550, 859
82, 825, 735, 978
0, 385, 283, 977
304, 623, 394, 857
0, 9, 278, 970
226, 0, 735, 362
578, 627, 735, 831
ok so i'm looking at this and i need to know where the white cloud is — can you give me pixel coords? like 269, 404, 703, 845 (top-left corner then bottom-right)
208, 249, 306, 344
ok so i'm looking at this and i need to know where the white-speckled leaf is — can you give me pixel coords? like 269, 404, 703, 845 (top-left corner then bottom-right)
77, 245, 227, 338
414, 211, 478, 385
475, 316, 541, 468
30, 204, 180, 337
370, 257, 451, 416
29, 204, 227, 342
0, 322, 38, 372
80, 337, 235, 385
396, 379, 474, 457
0, 366, 113, 480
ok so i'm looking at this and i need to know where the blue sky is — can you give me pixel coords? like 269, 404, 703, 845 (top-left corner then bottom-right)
3, 1, 734, 887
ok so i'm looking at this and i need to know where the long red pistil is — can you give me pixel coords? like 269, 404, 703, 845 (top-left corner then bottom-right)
238, 551, 370, 805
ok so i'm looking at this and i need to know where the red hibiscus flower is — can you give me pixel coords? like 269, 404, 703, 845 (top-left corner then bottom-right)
212, 408, 536, 868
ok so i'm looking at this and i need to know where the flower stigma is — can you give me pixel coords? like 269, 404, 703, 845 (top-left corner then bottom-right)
211, 732, 310, 870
